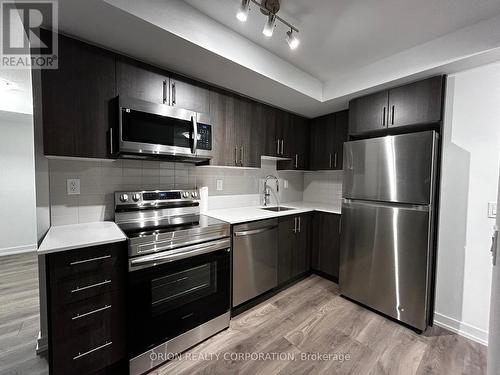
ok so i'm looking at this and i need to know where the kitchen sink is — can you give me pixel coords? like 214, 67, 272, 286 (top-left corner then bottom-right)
261, 206, 295, 212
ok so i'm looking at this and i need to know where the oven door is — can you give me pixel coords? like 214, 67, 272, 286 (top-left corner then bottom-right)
118, 96, 199, 158
127, 238, 230, 358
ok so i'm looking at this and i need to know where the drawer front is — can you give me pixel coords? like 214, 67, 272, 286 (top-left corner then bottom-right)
51, 320, 125, 375
48, 242, 126, 303
51, 291, 123, 340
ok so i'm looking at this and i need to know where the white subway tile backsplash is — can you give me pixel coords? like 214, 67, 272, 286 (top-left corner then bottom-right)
48, 158, 320, 226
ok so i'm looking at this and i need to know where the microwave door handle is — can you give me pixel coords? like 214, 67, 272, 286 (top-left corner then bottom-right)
191, 115, 198, 154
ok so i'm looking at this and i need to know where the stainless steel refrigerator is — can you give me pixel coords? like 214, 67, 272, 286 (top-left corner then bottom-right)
340, 130, 438, 331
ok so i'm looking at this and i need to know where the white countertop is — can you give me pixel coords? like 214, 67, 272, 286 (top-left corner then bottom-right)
206, 201, 341, 225
38, 221, 127, 255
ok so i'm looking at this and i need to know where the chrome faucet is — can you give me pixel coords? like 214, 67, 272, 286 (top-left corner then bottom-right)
263, 175, 280, 206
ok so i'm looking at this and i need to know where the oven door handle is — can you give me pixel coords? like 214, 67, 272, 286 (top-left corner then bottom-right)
129, 238, 230, 271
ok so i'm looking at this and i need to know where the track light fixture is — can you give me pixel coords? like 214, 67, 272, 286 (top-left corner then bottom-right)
235, 0, 300, 50
236, 0, 250, 22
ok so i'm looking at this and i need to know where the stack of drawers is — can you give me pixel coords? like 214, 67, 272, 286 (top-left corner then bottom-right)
47, 242, 127, 374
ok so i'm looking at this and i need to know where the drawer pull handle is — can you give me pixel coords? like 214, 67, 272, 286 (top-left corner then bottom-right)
71, 279, 111, 293
70, 255, 111, 266
72, 304, 111, 320
73, 341, 112, 360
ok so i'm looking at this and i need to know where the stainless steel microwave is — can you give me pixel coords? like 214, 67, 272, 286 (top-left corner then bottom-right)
115, 96, 213, 163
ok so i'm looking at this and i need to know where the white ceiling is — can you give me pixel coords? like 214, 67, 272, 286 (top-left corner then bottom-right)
33, 0, 500, 117
185, 0, 500, 81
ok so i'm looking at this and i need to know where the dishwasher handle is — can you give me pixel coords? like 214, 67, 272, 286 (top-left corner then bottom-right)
234, 225, 277, 237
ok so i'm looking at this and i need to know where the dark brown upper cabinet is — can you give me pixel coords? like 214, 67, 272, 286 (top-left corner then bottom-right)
309, 110, 348, 171
277, 114, 309, 170
116, 57, 169, 104
348, 91, 389, 135
169, 76, 210, 114
40, 33, 116, 159
209, 89, 236, 167
388, 76, 443, 128
311, 212, 341, 281
234, 95, 260, 168
348, 76, 444, 136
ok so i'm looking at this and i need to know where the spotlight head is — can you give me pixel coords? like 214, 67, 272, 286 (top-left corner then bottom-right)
262, 14, 276, 37
236, 0, 250, 22
286, 30, 300, 49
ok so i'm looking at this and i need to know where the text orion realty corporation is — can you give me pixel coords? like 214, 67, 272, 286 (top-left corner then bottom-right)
1, 0, 58, 69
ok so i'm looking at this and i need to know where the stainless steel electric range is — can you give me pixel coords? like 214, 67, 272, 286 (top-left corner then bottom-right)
114, 189, 231, 375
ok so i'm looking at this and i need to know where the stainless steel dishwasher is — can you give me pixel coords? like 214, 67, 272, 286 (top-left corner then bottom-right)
232, 219, 278, 307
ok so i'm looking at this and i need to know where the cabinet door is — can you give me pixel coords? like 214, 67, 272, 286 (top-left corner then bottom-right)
277, 115, 309, 170
249, 102, 265, 168
388, 76, 443, 128
276, 110, 293, 158
263, 105, 278, 157
312, 213, 341, 280
41, 33, 116, 158
310, 114, 335, 170
116, 57, 168, 104
333, 110, 348, 170
170, 76, 210, 114
295, 214, 311, 275
234, 96, 256, 167
209, 89, 237, 166
348, 91, 389, 135
278, 216, 296, 285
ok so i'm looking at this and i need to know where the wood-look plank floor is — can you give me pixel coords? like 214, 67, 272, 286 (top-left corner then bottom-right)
156, 275, 487, 375
0, 253, 487, 375
0, 253, 48, 375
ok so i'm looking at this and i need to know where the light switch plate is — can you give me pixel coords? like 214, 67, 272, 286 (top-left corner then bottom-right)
216, 179, 223, 191
67, 178, 80, 195
488, 202, 497, 218
284, 179, 289, 189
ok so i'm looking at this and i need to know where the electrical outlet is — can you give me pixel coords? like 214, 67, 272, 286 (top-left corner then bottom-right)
67, 178, 80, 195
216, 179, 223, 191
489, 202, 497, 218
284, 179, 289, 189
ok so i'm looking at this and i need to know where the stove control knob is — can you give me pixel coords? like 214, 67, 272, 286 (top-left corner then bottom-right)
182, 191, 189, 198
120, 194, 129, 203
132, 193, 141, 202
191, 191, 198, 198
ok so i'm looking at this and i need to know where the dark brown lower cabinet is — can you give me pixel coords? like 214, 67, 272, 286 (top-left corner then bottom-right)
311, 212, 341, 281
46, 242, 127, 375
278, 214, 311, 285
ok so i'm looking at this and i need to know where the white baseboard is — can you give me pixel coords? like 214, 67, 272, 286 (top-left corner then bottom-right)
434, 312, 488, 346
0, 244, 37, 256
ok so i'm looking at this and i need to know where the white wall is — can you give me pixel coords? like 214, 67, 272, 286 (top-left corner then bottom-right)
435, 63, 500, 345
0, 111, 37, 255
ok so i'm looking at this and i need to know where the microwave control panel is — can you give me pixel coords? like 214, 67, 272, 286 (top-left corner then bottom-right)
197, 123, 212, 150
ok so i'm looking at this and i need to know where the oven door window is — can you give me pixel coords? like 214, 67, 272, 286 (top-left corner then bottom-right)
121, 109, 192, 149
151, 263, 216, 317
128, 248, 230, 357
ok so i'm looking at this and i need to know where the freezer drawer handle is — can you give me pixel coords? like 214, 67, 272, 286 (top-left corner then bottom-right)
234, 226, 277, 237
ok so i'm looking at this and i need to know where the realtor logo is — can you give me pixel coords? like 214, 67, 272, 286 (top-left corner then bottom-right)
1, 0, 58, 69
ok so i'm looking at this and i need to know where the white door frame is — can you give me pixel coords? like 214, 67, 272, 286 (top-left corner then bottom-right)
487, 168, 500, 375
